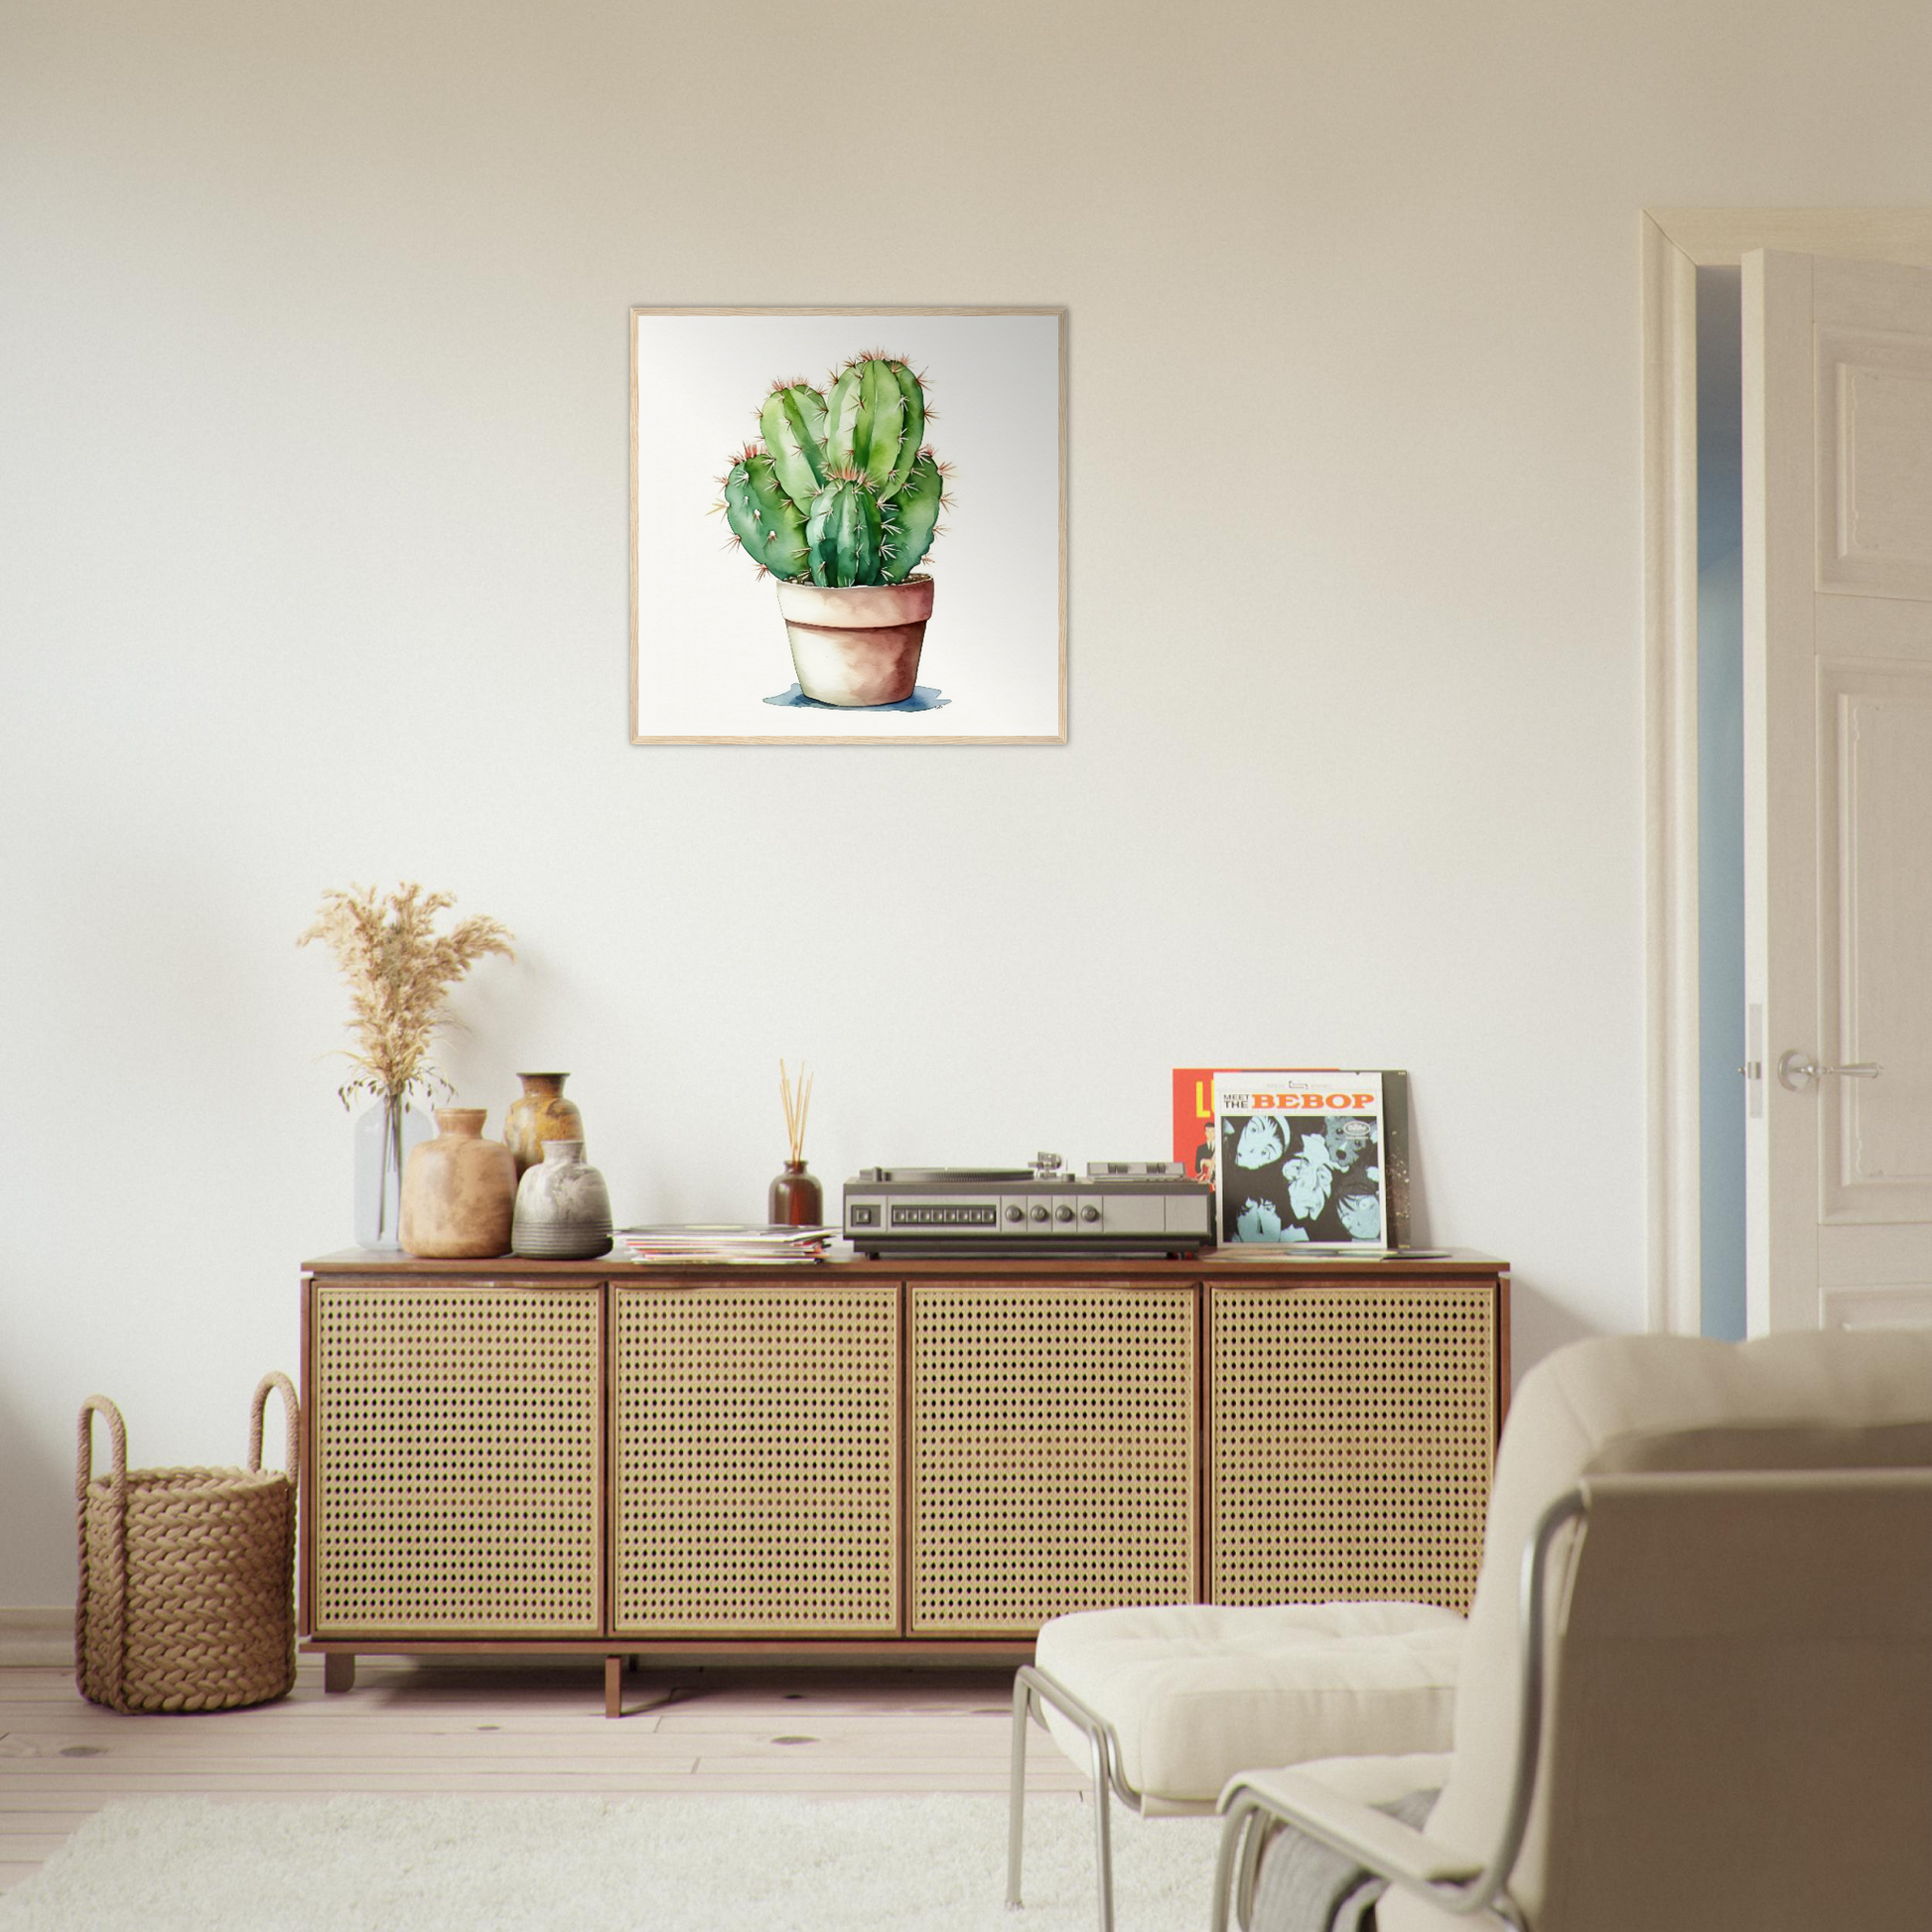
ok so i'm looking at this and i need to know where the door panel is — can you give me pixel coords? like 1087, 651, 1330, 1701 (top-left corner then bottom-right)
906, 1282, 1195, 1634
611, 1282, 898, 1635
312, 1283, 603, 1635
1207, 1285, 1494, 1613
1819, 665, 1932, 1226
1817, 329, 1932, 597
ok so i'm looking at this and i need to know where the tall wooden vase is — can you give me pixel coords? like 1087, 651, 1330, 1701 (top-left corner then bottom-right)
503, 1073, 586, 1178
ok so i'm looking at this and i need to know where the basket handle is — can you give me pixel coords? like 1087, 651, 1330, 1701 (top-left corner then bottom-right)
76, 1395, 127, 1504
74, 1395, 131, 1707
248, 1371, 301, 1481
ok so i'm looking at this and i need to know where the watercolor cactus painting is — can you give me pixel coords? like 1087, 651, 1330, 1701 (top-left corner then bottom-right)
628, 306, 1065, 746
715, 354, 955, 707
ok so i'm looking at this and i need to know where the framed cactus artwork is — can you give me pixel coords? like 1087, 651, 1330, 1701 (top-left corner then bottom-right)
629, 306, 1066, 745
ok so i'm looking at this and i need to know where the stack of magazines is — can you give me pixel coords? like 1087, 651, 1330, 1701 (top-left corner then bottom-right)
613, 1224, 837, 1265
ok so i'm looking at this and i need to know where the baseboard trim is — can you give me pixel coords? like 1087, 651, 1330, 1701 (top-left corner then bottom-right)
0, 1606, 72, 1667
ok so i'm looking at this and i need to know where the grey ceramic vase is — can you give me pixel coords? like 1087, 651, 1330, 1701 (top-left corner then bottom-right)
511, 1140, 613, 1260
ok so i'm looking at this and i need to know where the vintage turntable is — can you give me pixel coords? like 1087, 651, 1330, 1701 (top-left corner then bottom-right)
843, 1153, 1212, 1258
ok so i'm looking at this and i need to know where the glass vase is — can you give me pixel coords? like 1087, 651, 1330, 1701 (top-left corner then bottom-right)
352, 1094, 432, 1250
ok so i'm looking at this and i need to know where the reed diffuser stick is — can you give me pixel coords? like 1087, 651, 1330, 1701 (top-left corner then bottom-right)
779, 1058, 813, 1164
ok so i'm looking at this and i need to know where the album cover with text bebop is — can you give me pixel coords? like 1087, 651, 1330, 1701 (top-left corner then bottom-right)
1211, 1070, 1406, 1248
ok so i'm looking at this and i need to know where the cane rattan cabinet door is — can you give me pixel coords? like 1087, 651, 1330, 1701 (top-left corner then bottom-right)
612, 1282, 899, 1634
1208, 1283, 1495, 1612
908, 1282, 1197, 1634
312, 1282, 603, 1636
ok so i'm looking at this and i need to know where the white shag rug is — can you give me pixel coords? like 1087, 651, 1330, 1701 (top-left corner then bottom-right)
0, 1793, 1222, 1931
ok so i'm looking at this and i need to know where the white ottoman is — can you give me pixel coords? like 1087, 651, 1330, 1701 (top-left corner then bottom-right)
1007, 1601, 1465, 1931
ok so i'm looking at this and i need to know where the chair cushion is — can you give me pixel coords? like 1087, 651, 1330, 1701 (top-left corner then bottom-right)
1033, 1601, 1465, 1810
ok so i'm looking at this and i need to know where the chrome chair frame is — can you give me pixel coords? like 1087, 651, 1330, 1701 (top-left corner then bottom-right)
1208, 1489, 1587, 1932
1007, 1661, 1169, 1932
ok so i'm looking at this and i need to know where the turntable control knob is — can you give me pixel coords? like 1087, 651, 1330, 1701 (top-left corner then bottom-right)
1081, 1205, 1101, 1223
1006, 1204, 1025, 1223
1055, 1204, 1075, 1223
1030, 1205, 1050, 1223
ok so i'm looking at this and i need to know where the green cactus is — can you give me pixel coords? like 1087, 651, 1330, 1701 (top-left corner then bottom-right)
759, 382, 829, 509
806, 473, 884, 587
721, 449, 808, 579
881, 451, 944, 584
719, 353, 946, 586
883, 360, 925, 499
825, 355, 922, 496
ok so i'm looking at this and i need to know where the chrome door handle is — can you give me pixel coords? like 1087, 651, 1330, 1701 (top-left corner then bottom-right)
1777, 1050, 1882, 1091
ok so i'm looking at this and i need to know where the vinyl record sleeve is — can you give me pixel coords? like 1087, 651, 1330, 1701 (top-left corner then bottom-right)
1172, 1067, 1411, 1248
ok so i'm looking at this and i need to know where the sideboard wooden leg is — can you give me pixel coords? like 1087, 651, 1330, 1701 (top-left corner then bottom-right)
605, 1654, 622, 1719
323, 1652, 355, 1695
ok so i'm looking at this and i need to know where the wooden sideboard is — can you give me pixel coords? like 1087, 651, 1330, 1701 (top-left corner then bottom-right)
299, 1250, 1509, 1714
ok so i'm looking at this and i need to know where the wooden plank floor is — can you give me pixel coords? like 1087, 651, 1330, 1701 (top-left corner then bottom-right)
0, 1657, 1084, 1892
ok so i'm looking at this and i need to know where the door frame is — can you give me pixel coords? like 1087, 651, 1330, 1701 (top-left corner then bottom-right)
1641, 209, 1932, 1334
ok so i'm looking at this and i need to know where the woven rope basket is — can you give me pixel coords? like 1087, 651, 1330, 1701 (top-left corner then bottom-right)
75, 1373, 300, 1714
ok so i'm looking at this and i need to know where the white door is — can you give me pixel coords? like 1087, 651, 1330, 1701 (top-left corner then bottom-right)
1744, 249, 1932, 1331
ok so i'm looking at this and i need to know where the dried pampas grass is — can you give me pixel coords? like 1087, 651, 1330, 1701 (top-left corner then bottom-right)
298, 883, 515, 1107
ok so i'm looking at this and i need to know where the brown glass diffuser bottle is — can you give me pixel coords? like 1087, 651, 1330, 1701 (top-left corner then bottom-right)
769, 1059, 824, 1227
768, 1160, 823, 1227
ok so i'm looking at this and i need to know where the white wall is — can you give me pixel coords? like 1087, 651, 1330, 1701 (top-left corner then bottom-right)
4, 0, 1927, 1604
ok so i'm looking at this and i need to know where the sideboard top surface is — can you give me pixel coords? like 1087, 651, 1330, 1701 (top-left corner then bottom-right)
305, 1247, 1507, 1282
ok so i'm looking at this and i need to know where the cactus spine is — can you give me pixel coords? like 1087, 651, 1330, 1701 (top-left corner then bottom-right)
720, 353, 946, 587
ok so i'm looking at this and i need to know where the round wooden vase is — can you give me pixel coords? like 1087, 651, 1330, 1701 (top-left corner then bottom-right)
400, 1109, 515, 1258
503, 1072, 586, 1178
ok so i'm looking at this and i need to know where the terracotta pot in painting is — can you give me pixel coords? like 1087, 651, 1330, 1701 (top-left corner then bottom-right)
775, 576, 932, 707
400, 1109, 515, 1258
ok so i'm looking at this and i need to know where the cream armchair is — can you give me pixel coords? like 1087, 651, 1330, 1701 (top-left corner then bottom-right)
1212, 1328, 1932, 1932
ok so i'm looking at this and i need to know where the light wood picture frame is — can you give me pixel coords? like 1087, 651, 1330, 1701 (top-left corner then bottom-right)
629, 306, 1067, 746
